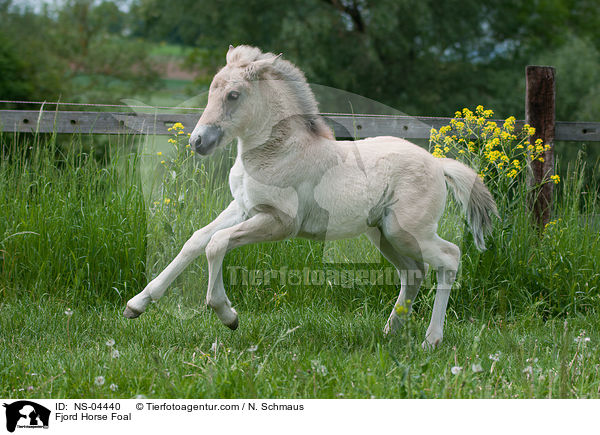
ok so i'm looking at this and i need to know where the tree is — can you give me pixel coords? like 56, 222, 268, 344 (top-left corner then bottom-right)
132, 0, 600, 120
0, 0, 161, 105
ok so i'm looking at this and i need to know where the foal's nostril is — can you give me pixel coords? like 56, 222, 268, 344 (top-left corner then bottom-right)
191, 125, 223, 155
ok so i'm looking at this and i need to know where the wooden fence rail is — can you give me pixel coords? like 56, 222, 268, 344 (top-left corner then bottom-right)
1, 109, 599, 142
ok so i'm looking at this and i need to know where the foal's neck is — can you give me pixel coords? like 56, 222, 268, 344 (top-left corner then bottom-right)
237, 115, 319, 162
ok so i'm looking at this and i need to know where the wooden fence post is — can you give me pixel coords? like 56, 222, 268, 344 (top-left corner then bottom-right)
526, 65, 556, 228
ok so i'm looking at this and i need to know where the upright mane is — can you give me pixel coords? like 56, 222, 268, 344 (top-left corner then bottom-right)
226, 45, 334, 139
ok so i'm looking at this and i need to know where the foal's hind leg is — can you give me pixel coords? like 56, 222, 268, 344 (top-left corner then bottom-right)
123, 201, 243, 318
367, 230, 427, 335
378, 211, 460, 348
418, 236, 460, 349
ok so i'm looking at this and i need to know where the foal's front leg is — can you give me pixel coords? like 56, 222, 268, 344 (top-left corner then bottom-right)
204, 211, 293, 329
123, 200, 243, 318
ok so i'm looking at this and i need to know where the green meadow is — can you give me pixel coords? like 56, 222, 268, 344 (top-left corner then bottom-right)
1, 131, 599, 398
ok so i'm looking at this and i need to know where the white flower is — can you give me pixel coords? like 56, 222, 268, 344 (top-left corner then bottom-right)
311, 360, 328, 376
111, 349, 120, 359
471, 363, 483, 373
134, 394, 147, 399
247, 345, 258, 352
574, 336, 591, 344
211, 339, 218, 353
292, 353, 298, 361
109, 383, 118, 391
65, 308, 73, 316
94, 376, 105, 386
489, 352, 501, 362
451, 366, 462, 375
522, 365, 533, 376
106, 339, 115, 347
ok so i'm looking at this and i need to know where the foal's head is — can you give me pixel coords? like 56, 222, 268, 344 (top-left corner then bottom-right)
190, 45, 331, 155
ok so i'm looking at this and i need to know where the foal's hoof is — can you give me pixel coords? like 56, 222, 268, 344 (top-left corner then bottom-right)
421, 336, 442, 350
123, 305, 142, 319
225, 316, 239, 331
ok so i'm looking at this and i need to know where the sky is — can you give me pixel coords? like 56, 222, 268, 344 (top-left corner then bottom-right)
15, 0, 132, 14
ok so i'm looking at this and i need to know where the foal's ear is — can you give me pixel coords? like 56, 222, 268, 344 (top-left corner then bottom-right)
245, 53, 282, 79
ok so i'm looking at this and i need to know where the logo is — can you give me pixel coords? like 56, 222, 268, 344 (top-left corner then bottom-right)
3, 401, 50, 433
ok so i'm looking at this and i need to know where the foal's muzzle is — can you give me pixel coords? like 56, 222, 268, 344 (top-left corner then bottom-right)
190, 125, 224, 155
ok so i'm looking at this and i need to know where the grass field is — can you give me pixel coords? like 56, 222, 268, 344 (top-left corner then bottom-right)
1, 132, 599, 398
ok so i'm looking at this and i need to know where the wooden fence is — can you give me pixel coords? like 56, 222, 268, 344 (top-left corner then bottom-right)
0, 109, 599, 141
0, 66, 598, 225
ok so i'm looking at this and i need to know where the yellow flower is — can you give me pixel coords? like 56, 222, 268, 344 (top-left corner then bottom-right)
458, 149, 465, 154
167, 138, 176, 144
172, 122, 184, 130
395, 304, 408, 315
483, 109, 494, 118
538, 157, 545, 162
454, 111, 462, 118
524, 124, 536, 136
550, 174, 560, 184
503, 116, 516, 131
507, 169, 518, 178
164, 198, 171, 204
432, 147, 445, 158
476, 105, 484, 114
160, 160, 166, 164
157, 151, 163, 156
487, 150, 501, 162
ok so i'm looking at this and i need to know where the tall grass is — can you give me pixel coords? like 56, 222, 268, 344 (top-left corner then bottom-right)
1, 131, 599, 398
0, 133, 146, 305
1, 132, 599, 318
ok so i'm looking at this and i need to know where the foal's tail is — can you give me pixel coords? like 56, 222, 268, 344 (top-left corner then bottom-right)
440, 158, 499, 251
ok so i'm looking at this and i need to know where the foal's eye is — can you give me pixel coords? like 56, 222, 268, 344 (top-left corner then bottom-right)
227, 91, 240, 101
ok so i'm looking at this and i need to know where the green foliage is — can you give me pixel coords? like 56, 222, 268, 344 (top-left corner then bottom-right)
0, 0, 161, 104
0, 32, 34, 101
132, 0, 600, 120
